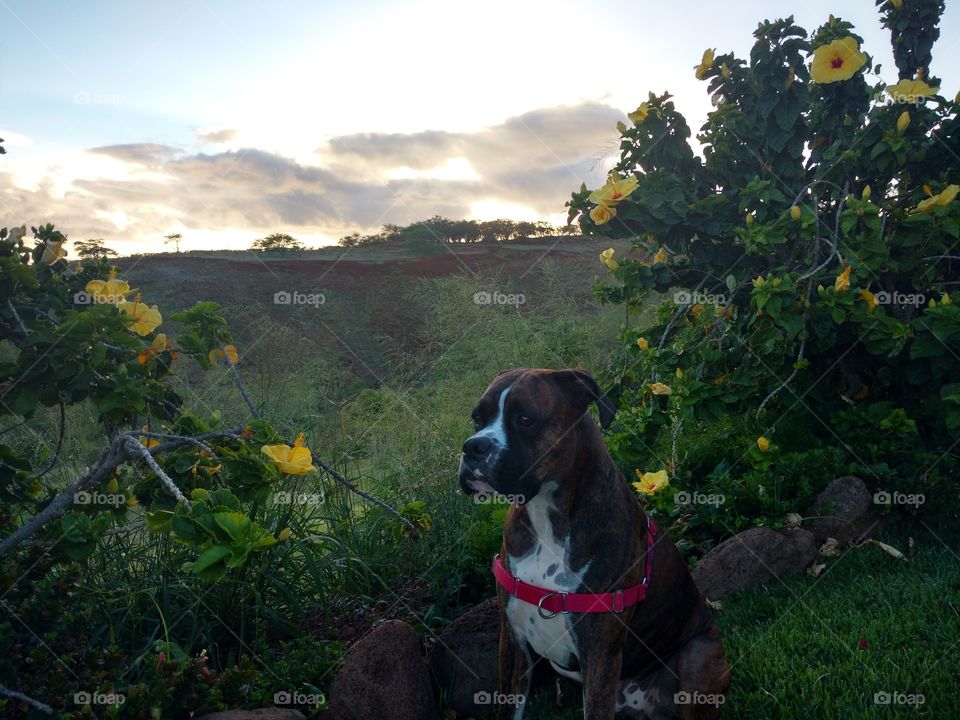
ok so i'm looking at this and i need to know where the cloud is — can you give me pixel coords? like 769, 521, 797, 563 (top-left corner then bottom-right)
2, 102, 621, 251
195, 128, 238, 144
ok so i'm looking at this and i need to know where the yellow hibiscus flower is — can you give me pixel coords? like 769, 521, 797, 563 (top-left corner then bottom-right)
636, 337, 650, 351
858, 289, 878, 313
628, 103, 650, 125
912, 184, 959, 213
40, 239, 67, 265
262, 433, 317, 475
138, 333, 172, 364
886, 79, 939, 101
86, 276, 134, 304
599, 248, 619, 270
695, 48, 715, 80
590, 205, 617, 226
757, 436, 771, 453
834, 265, 852, 292
589, 175, 639, 206
652, 247, 669, 265
119, 295, 162, 336
646, 382, 672, 396
810, 37, 867, 84
616, 120, 627, 134
208, 344, 240, 366
633, 469, 669, 496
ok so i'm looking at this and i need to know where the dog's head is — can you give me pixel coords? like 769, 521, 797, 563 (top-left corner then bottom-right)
457, 368, 615, 504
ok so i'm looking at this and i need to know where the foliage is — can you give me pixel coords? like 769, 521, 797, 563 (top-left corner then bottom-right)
252, 232, 305, 252
339, 215, 566, 246
73, 238, 118, 260
568, 5, 960, 540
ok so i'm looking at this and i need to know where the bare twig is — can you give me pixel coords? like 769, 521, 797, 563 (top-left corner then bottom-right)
0, 683, 52, 715
6, 299, 28, 336
224, 347, 259, 419
314, 457, 418, 535
124, 438, 190, 508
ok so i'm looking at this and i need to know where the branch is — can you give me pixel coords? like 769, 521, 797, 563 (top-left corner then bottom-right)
124, 438, 191, 508
6, 299, 28, 336
0, 684, 52, 715
224, 347, 259, 419
313, 457, 418, 535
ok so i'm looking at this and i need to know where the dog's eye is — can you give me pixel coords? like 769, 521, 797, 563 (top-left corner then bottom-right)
516, 415, 534, 428
471, 414, 482, 430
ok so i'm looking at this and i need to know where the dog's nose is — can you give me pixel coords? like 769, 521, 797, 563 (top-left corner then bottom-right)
463, 435, 493, 458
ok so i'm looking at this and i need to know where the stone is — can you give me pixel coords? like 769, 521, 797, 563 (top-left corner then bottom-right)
328, 619, 438, 720
806, 476, 882, 544
693, 527, 818, 598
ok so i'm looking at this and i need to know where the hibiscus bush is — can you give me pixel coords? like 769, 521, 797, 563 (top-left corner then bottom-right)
567, 3, 960, 548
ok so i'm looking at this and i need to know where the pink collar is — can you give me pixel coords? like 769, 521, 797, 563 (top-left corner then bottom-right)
492, 516, 658, 617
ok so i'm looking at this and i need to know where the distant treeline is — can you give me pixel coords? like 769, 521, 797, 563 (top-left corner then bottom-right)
338, 216, 571, 247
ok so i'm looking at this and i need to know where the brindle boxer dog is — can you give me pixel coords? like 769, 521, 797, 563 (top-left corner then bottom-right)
458, 368, 730, 719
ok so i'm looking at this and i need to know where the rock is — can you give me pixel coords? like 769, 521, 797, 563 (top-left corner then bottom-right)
429, 597, 500, 717
197, 711, 305, 720
806, 476, 882, 544
329, 619, 438, 720
693, 527, 818, 598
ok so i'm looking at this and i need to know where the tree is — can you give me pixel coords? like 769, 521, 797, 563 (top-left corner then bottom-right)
251, 232, 304, 252
74, 238, 118, 260
568, 4, 958, 530
164, 232, 183, 253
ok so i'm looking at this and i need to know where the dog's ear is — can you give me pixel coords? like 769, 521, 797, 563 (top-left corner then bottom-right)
549, 369, 616, 429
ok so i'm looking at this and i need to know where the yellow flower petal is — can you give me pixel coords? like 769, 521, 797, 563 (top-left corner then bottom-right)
599, 247, 619, 269
636, 337, 649, 351
757, 436, 770, 452
886, 79, 939, 101
262, 442, 317, 475
653, 247, 668, 264
834, 265, 852, 292
646, 382, 672, 396
810, 37, 867, 84
590, 204, 617, 226
695, 48, 715, 80
627, 103, 650, 125
858, 288, 878, 313
588, 175, 639, 206
633, 469, 670, 495
912, 185, 959, 213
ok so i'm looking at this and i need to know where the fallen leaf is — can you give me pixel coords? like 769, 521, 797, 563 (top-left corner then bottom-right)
819, 537, 841, 557
871, 539, 905, 559
807, 562, 827, 578
785, 512, 802, 529
706, 598, 725, 611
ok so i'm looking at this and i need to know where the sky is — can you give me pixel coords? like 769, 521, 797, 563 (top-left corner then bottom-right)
2, 0, 959, 255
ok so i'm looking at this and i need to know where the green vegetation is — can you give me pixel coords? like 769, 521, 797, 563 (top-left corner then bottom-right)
339, 215, 567, 246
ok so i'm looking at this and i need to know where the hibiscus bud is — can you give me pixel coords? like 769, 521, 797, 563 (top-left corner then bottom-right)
790, 205, 801, 221
745, 213, 754, 226
862, 185, 872, 200
897, 110, 910, 133
278, 527, 292, 542
616, 121, 627, 134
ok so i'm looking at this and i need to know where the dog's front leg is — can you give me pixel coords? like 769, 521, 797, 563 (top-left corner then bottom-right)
498, 617, 533, 720
580, 640, 623, 720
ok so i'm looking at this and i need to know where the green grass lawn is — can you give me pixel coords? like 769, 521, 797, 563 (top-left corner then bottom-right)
524, 523, 960, 719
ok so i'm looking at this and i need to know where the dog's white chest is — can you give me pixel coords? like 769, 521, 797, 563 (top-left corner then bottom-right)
504, 484, 589, 681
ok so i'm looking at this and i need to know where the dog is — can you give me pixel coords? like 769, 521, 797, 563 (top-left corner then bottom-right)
458, 368, 730, 719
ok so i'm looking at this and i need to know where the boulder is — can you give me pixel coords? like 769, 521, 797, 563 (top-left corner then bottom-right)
197, 711, 305, 720
429, 597, 500, 717
693, 527, 818, 598
329, 619, 438, 720
806, 476, 882, 544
